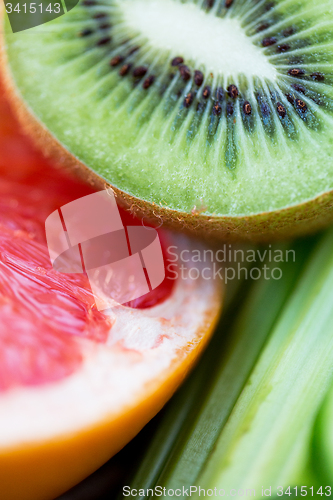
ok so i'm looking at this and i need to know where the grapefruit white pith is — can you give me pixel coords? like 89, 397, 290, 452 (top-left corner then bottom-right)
0, 83, 223, 500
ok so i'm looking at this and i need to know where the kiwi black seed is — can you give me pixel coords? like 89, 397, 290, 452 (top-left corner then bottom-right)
179, 65, 191, 81
110, 55, 124, 67
202, 86, 211, 99
277, 102, 286, 118
282, 27, 296, 37
96, 36, 111, 46
296, 99, 307, 113
64, 0, 330, 147
184, 93, 194, 108
262, 37, 277, 47
128, 46, 140, 55
227, 102, 234, 117
133, 66, 148, 78
171, 56, 184, 67
143, 76, 155, 90
288, 68, 305, 77
243, 101, 252, 115
227, 85, 239, 99
213, 102, 222, 116
277, 44, 290, 53
99, 23, 111, 30
291, 84, 305, 94
194, 70, 204, 87
286, 93, 295, 105
311, 73, 325, 82
79, 28, 94, 37
119, 64, 131, 76
206, 0, 216, 9
5, 0, 333, 241
256, 22, 270, 32
93, 12, 107, 19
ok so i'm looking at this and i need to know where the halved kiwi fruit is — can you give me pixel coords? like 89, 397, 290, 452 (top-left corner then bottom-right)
2, 0, 333, 241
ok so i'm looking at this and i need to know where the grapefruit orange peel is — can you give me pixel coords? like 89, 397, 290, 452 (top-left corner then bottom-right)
0, 259, 222, 500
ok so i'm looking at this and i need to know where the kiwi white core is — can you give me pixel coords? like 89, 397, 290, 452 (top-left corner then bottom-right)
119, 0, 277, 80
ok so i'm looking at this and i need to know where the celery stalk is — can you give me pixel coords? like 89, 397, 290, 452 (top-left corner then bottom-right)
311, 379, 333, 487
122, 238, 315, 498
197, 230, 333, 493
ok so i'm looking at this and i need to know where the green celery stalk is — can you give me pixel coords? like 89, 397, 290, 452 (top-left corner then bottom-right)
311, 378, 333, 487
196, 229, 333, 494
122, 237, 316, 498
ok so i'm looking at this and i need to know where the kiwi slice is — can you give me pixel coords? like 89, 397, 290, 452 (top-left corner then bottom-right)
2, 0, 333, 240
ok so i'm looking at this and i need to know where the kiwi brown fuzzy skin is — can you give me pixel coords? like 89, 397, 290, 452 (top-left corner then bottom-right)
1, 25, 333, 243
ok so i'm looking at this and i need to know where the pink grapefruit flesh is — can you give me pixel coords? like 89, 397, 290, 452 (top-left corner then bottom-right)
0, 81, 223, 500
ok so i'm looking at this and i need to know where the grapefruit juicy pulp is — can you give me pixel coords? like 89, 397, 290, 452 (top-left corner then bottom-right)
0, 84, 222, 499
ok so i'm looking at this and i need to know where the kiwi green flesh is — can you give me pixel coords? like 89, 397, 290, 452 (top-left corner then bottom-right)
3, 0, 333, 222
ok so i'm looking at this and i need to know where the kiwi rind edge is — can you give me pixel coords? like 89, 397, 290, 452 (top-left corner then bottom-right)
1, 10, 333, 242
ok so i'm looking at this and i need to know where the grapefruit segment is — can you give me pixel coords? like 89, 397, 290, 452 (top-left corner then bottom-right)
0, 83, 223, 499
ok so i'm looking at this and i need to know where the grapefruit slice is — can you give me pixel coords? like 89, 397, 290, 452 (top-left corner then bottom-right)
0, 83, 222, 500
